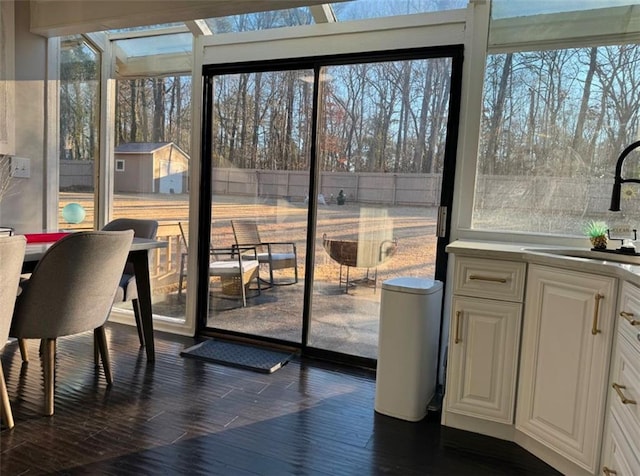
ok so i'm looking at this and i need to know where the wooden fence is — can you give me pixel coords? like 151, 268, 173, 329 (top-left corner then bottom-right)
59, 160, 620, 213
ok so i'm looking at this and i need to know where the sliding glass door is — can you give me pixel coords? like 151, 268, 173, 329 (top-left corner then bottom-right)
203, 68, 312, 343
200, 47, 461, 362
310, 57, 455, 359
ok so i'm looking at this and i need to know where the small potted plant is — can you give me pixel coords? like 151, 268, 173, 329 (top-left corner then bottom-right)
584, 220, 608, 250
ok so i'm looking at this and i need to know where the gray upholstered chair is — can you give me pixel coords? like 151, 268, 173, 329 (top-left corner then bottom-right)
231, 220, 298, 286
102, 218, 158, 346
0, 235, 26, 429
10, 230, 134, 416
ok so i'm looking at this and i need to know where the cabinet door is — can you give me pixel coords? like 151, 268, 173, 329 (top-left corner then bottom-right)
445, 296, 522, 423
516, 264, 617, 473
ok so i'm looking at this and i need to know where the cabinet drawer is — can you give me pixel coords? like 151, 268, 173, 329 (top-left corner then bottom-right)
610, 333, 640, 444
453, 256, 526, 302
601, 405, 640, 476
617, 281, 640, 354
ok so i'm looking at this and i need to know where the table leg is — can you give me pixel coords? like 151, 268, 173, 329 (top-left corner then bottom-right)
130, 250, 155, 361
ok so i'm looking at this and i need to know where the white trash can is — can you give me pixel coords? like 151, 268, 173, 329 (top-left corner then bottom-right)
374, 277, 443, 422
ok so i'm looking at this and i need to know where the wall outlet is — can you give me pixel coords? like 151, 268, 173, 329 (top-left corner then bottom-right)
11, 156, 30, 178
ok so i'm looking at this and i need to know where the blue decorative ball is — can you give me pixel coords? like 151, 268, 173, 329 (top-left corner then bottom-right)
62, 203, 86, 224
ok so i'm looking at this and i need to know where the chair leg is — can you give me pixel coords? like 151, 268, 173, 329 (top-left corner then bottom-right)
42, 338, 56, 416
94, 327, 113, 385
269, 261, 275, 287
345, 266, 351, 294
240, 276, 248, 307
178, 254, 186, 297
18, 338, 28, 362
132, 299, 145, 347
93, 333, 99, 367
0, 364, 14, 429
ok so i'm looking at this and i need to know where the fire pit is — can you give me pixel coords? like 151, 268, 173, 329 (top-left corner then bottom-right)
322, 233, 398, 292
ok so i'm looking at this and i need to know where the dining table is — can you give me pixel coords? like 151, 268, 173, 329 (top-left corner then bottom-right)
21, 233, 167, 362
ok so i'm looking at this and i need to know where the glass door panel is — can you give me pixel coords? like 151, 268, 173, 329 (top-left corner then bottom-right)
59, 35, 100, 231
310, 58, 453, 359
205, 69, 313, 343
111, 73, 193, 323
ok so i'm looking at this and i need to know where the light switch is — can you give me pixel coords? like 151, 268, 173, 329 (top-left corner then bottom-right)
11, 156, 30, 178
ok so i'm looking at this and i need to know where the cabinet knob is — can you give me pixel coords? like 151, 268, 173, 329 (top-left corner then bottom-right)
592, 293, 604, 335
612, 383, 637, 405
620, 311, 640, 326
468, 274, 507, 284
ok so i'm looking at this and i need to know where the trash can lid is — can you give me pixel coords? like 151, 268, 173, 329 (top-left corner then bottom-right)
381, 277, 443, 295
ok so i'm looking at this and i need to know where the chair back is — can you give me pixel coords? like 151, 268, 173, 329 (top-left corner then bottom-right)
231, 220, 263, 250
0, 235, 26, 346
102, 218, 158, 274
11, 230, 134, 339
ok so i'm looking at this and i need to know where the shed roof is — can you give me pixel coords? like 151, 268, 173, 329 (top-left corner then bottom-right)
115, 142, 173, 154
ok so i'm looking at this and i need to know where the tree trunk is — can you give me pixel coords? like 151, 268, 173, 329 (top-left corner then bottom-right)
484, 53, 513, 175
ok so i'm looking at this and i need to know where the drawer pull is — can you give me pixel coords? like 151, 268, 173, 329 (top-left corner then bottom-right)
612, 383, 637, 405
603, 467, 617, 475
620, 311, 640, 326
592, 293, 604, 335
454, 311, 462, 344
468, 275, 507, 284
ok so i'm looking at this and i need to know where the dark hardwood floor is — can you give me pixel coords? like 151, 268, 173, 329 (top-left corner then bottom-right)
1, 323, 560, 475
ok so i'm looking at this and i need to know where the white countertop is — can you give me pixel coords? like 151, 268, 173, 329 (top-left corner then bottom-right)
447, 239, 640, 287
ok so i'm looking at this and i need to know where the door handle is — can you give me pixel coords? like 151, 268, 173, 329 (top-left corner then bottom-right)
454, 310, 462, 344
436, 206, 447, 238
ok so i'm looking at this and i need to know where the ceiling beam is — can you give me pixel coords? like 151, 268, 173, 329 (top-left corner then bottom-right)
309, 4, 336, 23
185, 19, 213, 36
30, 0, 341, 37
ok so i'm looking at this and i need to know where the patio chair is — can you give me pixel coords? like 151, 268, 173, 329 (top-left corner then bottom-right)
0, 235, 26, 429
231, 220, 298, 286
178, 222, 261, 306
9, 230, 134, 416
102, 218, 158, 347
178, 222, 191, 298
209, 247, 261, 307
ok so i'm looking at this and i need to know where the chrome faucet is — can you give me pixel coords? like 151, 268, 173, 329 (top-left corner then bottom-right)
610, 140, 640, 211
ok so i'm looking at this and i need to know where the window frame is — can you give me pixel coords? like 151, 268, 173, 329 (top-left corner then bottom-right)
454, 1, 640, 247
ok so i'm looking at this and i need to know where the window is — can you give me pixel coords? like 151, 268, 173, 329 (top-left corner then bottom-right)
472, 2, 640, 237
115, 159, 125, 171
59, 35, 100, 230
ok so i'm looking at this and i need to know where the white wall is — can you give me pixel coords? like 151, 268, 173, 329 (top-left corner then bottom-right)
1, 0, 49, 233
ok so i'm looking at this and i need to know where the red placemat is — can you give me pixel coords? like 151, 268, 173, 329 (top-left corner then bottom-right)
24, 232, 70, 243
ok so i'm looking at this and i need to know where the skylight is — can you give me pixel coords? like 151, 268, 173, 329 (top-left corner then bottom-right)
205, 7, 314, 33
330, 0, 467, 21
114, 33, 192, 58
491, 0, 640, 19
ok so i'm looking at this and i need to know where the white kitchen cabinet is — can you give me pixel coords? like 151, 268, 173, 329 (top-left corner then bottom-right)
601, 281, 640, 475
516, 264, 617, 474
446, 296, 522, 423
444, 256, 525, 425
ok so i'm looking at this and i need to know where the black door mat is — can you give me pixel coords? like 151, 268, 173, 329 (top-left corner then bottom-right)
180, 339, 293, 373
